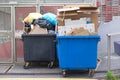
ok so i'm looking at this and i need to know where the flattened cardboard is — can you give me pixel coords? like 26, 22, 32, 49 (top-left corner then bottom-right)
57, 6, 98, 32
66, 27, 90, 36
57, 17, 65, 26
29, 25, 48, 34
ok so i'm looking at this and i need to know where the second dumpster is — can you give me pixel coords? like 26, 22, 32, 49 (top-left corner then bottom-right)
56, 35, 100, 76
22, 34, 56, 69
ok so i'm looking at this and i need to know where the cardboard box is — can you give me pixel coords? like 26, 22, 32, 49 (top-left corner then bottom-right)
29, 24, 48, 34
57, 6, 99, 32
57, 17, 65, 26
66, 27, 90, 36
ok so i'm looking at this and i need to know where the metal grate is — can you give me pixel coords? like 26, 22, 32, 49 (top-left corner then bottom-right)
0, 7, 11, 31
0, 0, 36, 3
0, 37, 12, 63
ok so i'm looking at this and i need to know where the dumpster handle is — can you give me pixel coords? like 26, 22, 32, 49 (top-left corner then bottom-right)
53, 39, 57, 44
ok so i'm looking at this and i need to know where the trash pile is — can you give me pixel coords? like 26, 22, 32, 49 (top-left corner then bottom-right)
57, 6, 99, 36
23, 12, 57, 34
57, 18, 97, 36
23, 6, 99, 36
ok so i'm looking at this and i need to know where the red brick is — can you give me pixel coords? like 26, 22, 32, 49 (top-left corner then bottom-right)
15, 7, 36, 30
40, 6, 62, 14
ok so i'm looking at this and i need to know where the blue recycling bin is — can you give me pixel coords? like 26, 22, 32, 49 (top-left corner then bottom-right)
56, 35, 100, 76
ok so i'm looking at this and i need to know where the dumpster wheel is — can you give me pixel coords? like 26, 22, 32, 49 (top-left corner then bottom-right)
48, 61, 54, 68
89, 69, 95, 77
24, 62, 31, 69
62, 70, 67, 77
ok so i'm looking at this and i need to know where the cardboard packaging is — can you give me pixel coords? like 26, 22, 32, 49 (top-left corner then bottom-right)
29, 24, 48, 34
57, 6, 99, 33
66, 27, 90, 36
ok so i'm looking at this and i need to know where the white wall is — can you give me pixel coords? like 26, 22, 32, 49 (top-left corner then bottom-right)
98, 19, 120, 56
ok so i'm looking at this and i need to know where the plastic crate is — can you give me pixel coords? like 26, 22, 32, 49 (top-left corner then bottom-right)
22, 34, 56, 68
57, 35, 100, 70
114, 41, 120, 56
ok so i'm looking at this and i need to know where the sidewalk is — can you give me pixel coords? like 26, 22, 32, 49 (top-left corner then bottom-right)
0, 78, 98, 80
0, 53, 120, 79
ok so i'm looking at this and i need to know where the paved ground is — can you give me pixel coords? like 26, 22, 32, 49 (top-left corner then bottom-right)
0, 78, 98, 80
0, 53, 120, 79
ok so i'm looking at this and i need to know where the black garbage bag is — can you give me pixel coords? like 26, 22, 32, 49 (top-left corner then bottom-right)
24, 22, 32, 33
24, 22, 31, 27
32, 18, 55, 31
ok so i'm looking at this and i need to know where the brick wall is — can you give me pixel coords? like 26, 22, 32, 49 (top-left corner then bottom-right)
98, 0, 120, 22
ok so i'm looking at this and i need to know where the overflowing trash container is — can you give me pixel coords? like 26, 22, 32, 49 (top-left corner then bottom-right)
22, 12, 57, 69
22, 34, 56, 69
56, 6, 100, 76
56, 35, 100, 76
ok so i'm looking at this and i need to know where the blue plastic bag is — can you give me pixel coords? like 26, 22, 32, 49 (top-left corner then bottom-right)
42, 13, 57, 26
